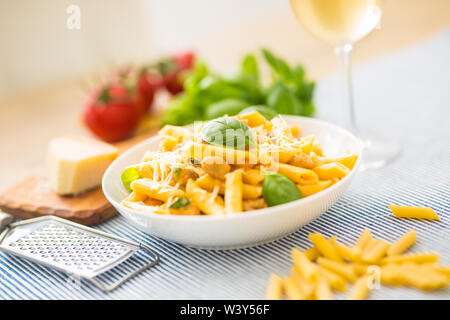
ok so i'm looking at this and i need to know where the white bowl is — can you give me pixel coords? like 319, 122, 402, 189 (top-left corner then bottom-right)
102, 116, 361, 249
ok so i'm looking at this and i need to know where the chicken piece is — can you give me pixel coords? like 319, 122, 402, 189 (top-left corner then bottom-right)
172, 167, 199, 186
289, 153, 314, 169
201, 156, 231, 180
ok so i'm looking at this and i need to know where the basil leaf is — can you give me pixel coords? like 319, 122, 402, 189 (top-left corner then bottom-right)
241, 54, 259, 77
261, 48, 292, 81
201, 117, 255, 150
121, 167, 141, 191
239, 105, 278, 120
262, 171, 302, 207
266, 82, 302, 115
169, 197, 191, 209
205, 98, 249, 119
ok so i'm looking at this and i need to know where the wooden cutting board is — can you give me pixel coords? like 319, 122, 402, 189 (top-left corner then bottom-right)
0, 129, 157, 225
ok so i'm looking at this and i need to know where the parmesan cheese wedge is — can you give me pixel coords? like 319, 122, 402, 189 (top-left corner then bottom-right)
46, 136, 118, 195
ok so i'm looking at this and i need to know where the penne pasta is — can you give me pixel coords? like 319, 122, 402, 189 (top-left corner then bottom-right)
292, 248, 317, 281
348, 275, 370, 300
121, 112, 357, 216
329, 237, 361, 262
291, 267, 314, 299
224, 170, 243, 213
265, 274, 284, 300
309, 233, 342, 262
131, 178, 184, 202
296, 180, 333, 197
196, 174, 262, 199
313, 162, 350, 180
276, 162, 319, 184
314, 275, 334, 300
387, 230, 417, 256
317, 257, 357, 283
283, 277, 305, 300
387, 205, 440, 220
185, 179, 225, 215
381, 253, 440, 265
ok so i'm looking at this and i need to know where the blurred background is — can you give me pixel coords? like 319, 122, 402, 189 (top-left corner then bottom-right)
0, 0, 449, 190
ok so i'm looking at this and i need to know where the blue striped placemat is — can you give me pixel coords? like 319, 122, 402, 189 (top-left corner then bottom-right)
1, 31, 449, 300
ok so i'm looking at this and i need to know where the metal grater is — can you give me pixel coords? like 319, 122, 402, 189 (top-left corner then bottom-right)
0, 211, 159, 291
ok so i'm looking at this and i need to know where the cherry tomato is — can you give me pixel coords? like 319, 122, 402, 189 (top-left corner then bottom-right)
83, 85, 141, 142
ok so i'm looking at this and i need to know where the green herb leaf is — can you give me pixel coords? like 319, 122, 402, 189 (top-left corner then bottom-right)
266, 82, 302, 115
262, 171, 302, 207
205, 98, 249, 119
261, 48, 293, 81
169, 197, 191, 209
239, 105, 278, 120
241, 54, 259, 77
201, 117, 255, 150
121, 167, 141, 191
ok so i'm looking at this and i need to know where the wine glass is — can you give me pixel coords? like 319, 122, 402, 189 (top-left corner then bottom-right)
289, 0, 400, 170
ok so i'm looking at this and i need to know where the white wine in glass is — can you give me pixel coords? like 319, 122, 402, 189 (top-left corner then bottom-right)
289, 0, 400, 170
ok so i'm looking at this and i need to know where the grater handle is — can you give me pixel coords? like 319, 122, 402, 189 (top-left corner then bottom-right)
0, 210, 14, 234
87, 243, 160, 292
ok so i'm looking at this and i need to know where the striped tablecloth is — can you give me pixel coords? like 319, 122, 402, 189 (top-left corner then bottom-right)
1, 31, 449, 300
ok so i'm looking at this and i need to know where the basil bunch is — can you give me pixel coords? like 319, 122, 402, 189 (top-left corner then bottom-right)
162, 49, 315, 126
262, 171, 303, 207
201, 117, 255, 150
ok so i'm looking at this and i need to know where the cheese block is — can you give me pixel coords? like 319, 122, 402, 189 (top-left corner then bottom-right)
46, 136, 118, 195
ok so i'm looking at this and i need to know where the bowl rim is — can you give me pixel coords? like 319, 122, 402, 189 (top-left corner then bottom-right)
102, 115, 362, 222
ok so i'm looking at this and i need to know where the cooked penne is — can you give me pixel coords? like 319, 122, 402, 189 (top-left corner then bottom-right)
196, 174, 262, 199
321, 154, 358, 170
313, 162, 350, 180
242, 168, 264, 185
388, 205, 440, 220
224, 170, 243, 214
125, 191, 147, 202
276, 162, 319, 184
120, 112, 357, 216
131, 178, 184, 202
186, 179, 225, 215
297, 180, 333, 197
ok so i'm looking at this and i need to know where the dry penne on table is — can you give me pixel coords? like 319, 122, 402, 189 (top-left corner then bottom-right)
265, 227, 450, 300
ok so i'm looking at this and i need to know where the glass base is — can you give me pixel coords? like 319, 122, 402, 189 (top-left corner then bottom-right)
358, 135, 401, 171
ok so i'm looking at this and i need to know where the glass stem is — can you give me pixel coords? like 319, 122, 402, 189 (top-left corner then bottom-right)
334, 44, 358, 135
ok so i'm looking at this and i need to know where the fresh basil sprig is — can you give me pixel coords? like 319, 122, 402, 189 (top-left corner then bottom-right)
169, 197, 191, 209
162, 49, 315, 126
201, 117, 256, 150
121, 167, 141, 191
262, 170, 302, 207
